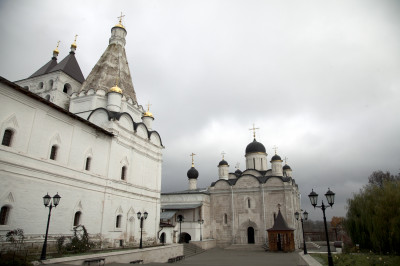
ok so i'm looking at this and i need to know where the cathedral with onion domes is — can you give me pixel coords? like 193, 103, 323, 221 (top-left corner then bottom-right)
161, 129, 302, 249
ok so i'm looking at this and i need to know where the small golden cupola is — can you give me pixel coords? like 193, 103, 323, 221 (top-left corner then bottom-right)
114, 12, 125, 29
107, 78, 123, 113
70, 34, 78, 52
143, 102, 154, 118
109, 83, 123, 94
53, 41, 60, 58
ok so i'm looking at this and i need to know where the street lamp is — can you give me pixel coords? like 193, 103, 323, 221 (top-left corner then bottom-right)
295, 210, 309, 254
198, 219, 204, 241
177, 215, 184, 243
40, 193, 61, 260
137, 211, 148, 249
308, 188, 335, 266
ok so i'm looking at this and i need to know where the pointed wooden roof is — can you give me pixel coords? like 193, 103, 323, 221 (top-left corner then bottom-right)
29, 57, 58, 78
50, 51, 85, 83
267, 209, 294, 231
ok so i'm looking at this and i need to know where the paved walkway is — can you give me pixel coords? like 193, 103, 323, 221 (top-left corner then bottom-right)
142, 247, 306, 266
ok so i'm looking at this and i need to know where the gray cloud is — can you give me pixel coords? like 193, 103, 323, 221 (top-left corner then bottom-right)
1, 0, 400, 220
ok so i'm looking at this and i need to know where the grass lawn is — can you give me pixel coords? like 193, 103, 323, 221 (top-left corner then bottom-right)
311, 253, 400, 266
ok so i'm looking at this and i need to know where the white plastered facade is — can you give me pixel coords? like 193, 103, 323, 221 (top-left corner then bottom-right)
0, 23, 163, 248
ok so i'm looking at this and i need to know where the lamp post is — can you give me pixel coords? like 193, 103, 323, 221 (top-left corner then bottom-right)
40, 193, 61, 260
198, 219, 204, 241
177, 215, 184, 243
309, 188, 335, 266
137, 211, 148, 249
295, 210, 309, 255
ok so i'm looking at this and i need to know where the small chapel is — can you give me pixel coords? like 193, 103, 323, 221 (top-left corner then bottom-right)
161, 128, 302, 250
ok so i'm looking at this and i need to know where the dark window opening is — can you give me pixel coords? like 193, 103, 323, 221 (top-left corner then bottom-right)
2, 129, 13, 147
85, 157, 91, 170
50, 145, 58, 160
248, 198, 251, 208
63, 85, 68, 93
116, 215, 122, 228
73, 211, 81, 226
224, 213, 228, 224
121, 166, 126, 180
0, 206, 10, 225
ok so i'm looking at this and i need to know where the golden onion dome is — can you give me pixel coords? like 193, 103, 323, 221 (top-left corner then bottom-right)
114, 22, 125, 29
109, 84, 122, 94
53, 40, 60, 55
143, 111, 154, 118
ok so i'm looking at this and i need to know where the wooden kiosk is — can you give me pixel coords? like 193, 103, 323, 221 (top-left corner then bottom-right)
267, 209, 295, 252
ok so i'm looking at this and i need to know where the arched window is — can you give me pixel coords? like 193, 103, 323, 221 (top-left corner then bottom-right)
224, 213, 228, 224
39, 82, 44, 90
85, 157, 91, 171
63, 83, 71, 94
50, 145, 58, 160
48, 80, 54, 90
45, 95, 50, 101
121, 166, 127, 180
116, 215, 122, 228
23, 86, 29, 90
253, 158, 256, 169
73, 211, 81, 226
247, 198, 251, 208
2, 129, 13, 147
0, 206, 10, 225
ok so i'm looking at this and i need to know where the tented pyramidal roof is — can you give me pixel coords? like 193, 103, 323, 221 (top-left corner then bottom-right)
29, 51, 84, 84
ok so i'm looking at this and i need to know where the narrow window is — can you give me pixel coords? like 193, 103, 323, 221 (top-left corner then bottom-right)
224, 213, 228, 224
0, 206, 10, 225
116, 215, 122, 228
73, 211, 81, 226
45, 95, 50, 101
253, 158, 256, 169
2, 129, 13, 147
39, 82, 44, 89
85, 157, 91, 171
50, 145, 58, 160
63, 83, 71, 94
248, 198, 251, 208
121, 166, 126, 180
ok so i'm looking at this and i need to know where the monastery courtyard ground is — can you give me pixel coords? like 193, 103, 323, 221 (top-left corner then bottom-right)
109, 246, 307, 266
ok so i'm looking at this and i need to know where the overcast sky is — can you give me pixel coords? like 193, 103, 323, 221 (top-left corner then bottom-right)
1, 0, 399, 220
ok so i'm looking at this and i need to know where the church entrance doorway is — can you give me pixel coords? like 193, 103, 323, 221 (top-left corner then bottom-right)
160, 232, 166, 244
247, 227, 255, 244
180, 232, 191, 243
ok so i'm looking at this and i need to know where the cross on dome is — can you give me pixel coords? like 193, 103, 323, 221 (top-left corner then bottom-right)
273, 145, 278, 155
249, 123, 259, 139
190, 152, 196, 167
146, 102, 152, 112
235, 162, 240, 169
118, 12, 125, 24
221, 151, 226, 160
284, 157, 288, 164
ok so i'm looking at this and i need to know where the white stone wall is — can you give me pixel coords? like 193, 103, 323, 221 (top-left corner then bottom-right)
0, 82, 163, 247
245, 153, 268, 170
209, 175, 300, 247
16, 71, 82, 109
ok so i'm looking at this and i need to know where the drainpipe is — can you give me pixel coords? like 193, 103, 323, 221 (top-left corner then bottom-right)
231, 185, 235, 244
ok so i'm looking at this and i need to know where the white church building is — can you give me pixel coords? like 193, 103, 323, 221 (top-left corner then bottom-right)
160, 132, 302, 249
0, 18, 163, 248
